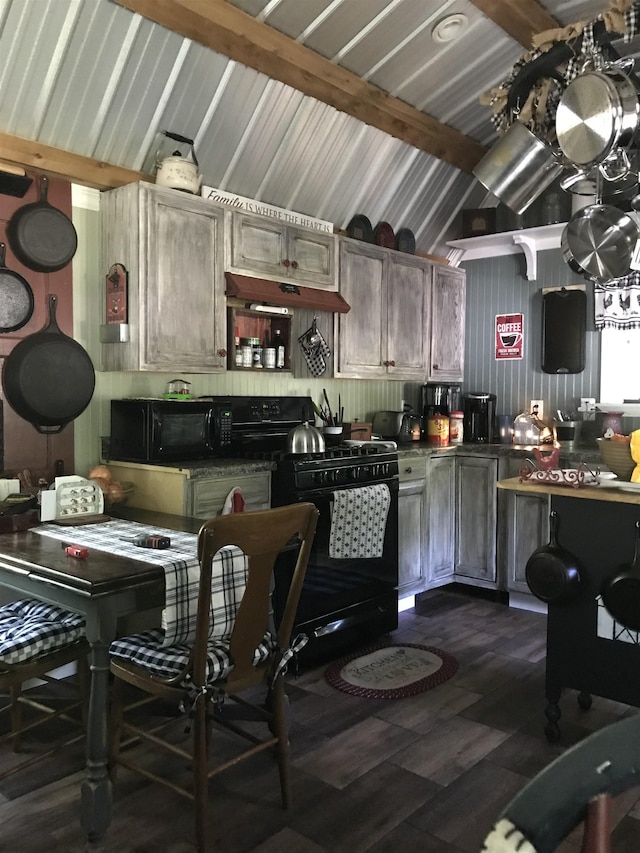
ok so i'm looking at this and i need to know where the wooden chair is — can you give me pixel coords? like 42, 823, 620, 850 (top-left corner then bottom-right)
109, 502, 318, 852
481, 712, 640, 852
0, 599, 89, 780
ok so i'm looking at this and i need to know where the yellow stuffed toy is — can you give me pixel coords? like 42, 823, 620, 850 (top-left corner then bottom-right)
630, 430, 640, 483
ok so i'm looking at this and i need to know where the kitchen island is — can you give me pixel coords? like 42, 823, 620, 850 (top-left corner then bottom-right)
0, 507, 203, 849
498, 476, 640, 741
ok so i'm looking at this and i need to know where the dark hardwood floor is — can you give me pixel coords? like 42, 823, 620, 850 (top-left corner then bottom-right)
2, 587, 640, 852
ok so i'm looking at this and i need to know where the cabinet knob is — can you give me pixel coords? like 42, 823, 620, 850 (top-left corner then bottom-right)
388, 360, 395, 367
405, 466, 412, 474
282, 258, 290, 268
291, 260, 298, 269
382, 360, 388, 367
218, 348, 227, 357
433, 363, 439, 370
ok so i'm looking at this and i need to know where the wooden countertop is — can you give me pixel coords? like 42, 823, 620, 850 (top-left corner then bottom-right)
498, 476, 640, 505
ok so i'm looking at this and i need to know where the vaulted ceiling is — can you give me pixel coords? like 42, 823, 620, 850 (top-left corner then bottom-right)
0, 0, 624, 254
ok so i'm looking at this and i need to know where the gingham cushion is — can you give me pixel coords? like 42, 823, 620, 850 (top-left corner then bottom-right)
110, 629, 275, 682
0, 599, 85, 665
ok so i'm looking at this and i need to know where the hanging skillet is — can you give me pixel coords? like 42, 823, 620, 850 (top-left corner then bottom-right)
7, 175, 78, 273
561, 204, 639, 283
0, 243, 34, 332
525, 511, 583, 604
2, 294, 95, 434
601, 521, 640, 632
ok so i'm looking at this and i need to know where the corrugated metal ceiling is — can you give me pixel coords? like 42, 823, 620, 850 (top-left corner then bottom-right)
0, 0, 630, 254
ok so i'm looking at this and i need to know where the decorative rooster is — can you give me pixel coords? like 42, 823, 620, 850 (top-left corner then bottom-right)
603, 292, 613, 310
619, 292, 631, 314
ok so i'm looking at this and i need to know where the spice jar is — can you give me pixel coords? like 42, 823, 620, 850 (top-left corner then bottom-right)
263, 347, 276, 369
251, 338, 263, 368
449, 411, 464, 444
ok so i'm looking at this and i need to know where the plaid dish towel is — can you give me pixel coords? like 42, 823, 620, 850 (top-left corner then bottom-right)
329, 484, 390, 559
161, 545, 248, 646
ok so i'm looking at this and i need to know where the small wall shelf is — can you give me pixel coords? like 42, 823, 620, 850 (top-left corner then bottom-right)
447, 222, 566, 281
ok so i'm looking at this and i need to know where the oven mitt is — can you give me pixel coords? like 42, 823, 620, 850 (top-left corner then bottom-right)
298, 325, 331, 377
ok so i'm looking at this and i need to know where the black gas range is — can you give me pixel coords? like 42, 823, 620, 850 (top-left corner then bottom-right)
222, 396, 400, 664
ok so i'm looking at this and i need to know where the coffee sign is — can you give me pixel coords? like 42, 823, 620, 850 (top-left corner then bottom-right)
495, 313, 524, 360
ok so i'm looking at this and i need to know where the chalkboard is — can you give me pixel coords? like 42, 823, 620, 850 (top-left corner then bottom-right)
542, 288, 586, 374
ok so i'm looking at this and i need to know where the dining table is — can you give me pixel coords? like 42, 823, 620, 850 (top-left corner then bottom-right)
0, 505, 204, 850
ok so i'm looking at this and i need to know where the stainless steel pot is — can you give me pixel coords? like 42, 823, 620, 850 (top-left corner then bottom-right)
561, 203, 639, 282
285, 420, 325, 454
556, 65, 640, 169
472, 121, 564, 215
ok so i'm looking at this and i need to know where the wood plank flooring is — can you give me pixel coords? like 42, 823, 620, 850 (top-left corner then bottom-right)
2, 586, 640, 852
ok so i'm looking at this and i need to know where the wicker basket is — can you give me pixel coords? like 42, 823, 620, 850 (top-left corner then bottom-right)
597, 438, 636, 481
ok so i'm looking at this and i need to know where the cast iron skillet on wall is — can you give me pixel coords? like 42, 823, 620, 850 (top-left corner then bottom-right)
0, 242, 34, 332
6, 175, 77, 273
2, 294, 95, 434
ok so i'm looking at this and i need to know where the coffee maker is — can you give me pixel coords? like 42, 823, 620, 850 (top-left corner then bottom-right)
463, 392, 497, 443
422, 383, 461, 419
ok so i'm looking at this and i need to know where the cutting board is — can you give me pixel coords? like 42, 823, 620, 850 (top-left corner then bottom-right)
542, 288, 586, 374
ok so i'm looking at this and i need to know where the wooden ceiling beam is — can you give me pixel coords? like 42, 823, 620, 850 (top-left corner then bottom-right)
469, 0, 561, 48
0, 132, 149, 190
114, 0, 487, 174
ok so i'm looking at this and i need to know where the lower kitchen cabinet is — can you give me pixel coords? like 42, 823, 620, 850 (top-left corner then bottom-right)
455, 454, 498, 588
398, 458, 427, 595
398, 452, 456, 596
425, 453, 456, 587
104, 462, 271, 518
499, 457, 550, 597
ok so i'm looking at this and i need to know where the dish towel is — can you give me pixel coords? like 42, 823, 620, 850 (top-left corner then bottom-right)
329, 484, 390, 559
222, 486, 245, 514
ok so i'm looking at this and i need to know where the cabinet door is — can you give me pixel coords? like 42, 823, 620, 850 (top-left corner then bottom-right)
387, 255, 431, 380
336, 240, 387, 377
455, 455, 497, 586
287, 226, 337, 290
429, 264, 466, 382
500, 459, 550, 595
426, 454, 456, 586
145, 189, 226, 371
229, 211, 287, 279
398, 460, 427, 594
188, 473, 271, 518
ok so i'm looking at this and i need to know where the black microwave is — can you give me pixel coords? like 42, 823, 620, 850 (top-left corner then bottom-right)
110, 398, 232, 462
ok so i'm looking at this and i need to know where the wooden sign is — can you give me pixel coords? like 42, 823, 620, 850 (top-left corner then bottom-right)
106, 263, 128, 324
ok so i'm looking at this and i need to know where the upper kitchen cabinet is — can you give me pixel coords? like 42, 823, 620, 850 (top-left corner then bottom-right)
429, 264, 466, 383
335, 239, 432, 380
226, 210, 337, 290
100, 183, 226, 372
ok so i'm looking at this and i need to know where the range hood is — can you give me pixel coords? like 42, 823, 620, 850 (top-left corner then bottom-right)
225, 272, 350, 313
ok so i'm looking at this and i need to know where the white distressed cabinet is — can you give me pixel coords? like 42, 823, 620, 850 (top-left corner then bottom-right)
455, 454, 498, 588
226, 210, 338, 290
336, 238, 465, 381
100, 182, 227, 373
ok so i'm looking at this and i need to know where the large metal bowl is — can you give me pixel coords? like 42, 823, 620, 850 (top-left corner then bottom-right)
561, 204, 639, 282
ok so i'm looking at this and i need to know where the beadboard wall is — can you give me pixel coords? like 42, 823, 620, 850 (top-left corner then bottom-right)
462, 247, 600, 422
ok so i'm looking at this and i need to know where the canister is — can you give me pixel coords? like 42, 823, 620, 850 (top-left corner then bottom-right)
427, 414, 449, 446
449, 411, 464, 443
250, 338, 263, 368
263, 347, 276, 369
239, 337, 253, 368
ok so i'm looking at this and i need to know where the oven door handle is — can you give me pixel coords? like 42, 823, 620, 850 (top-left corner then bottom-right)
314, 603, 391, 637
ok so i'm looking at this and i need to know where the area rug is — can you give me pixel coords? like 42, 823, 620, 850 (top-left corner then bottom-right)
324, 643, 458, 700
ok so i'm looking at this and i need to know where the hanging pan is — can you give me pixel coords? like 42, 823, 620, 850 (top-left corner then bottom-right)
561, 203, 639, 283
7, 175, 78, 273
2, 294, 95, 434
0, 243, 34, 332
525, 511, 583, 604
601, 521, 640, 632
